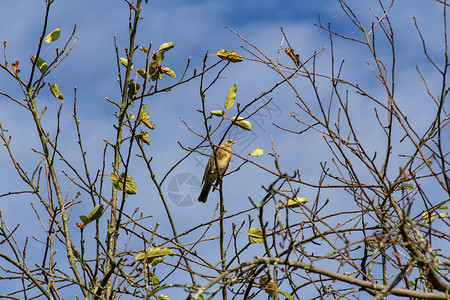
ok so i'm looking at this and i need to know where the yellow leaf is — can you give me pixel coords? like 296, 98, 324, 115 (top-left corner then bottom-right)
135, 247, 174, 266
48, 83, 64, 100
250, 146, 263, 157
159, 42, 174, 52
119, 57, 132, 69
284, 48, 300, 67
225, 84, 237, 108
231, 116, 251, 131
286, 197, 308, 208
247, 227, 264, 244
138, 104, 155, 130
161, 66, 176, 78
210, 110, 225, 117
217, 49, 243, 63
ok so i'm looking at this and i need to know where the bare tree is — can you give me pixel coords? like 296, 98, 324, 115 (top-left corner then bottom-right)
0, 0, 448, 299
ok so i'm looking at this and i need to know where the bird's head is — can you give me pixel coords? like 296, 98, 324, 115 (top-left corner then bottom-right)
220, 139, 237, 148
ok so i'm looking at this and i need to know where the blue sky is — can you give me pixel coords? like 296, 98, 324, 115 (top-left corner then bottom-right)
0, 0, 448, 298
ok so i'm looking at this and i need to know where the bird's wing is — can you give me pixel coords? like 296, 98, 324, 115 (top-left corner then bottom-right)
201, 156, 213, 184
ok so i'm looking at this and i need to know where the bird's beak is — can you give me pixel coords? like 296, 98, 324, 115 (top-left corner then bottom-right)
231, 140, 238, 144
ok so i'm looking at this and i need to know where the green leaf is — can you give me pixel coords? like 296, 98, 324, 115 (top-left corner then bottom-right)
128, 80, 140, 99
156, 295, 170, 300
79, 215, 88, 225
135, 247, 174, 266
136, 131, 150, 145
151, 274, 160, 289
137, 68, 147, 79
44, 27, 61, 43
225, 84, 237, 109
279, 290, 294, 300
259, 276, 278, 297
142, 133, 150, 145
110, 173, 137, 195
140, 46, 149, 54
31, 55, 48, 73
231, 116, 252, 131
395, 183, 414, 191
149, 64, 162, 81
48, 83, 64, 100
247, 227, 264, 244
217, 49, 243, 63
119, 57, 132, 69
152, 52, 163, 66
210, 110, 225, 117
138, 104, 155, 130
161, 67, 176, 78
88, 205, 104, 222
159, 42, 174, 52
80, 205, 104, 226
422, 205, 449, 224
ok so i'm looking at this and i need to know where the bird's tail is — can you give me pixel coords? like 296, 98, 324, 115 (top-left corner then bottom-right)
198, 183, 212, 203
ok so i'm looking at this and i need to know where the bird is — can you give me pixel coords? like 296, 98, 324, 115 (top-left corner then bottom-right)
198, 139, 237, 203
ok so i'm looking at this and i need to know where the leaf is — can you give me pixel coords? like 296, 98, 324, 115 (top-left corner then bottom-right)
279, 290, 294, 300
422, 211, 436, 224
250, 146, 263, 157
161, 66, 176, 78
395, 183, 414, 191
79, 215, 88, 226
143, 133, 150, 145
247, 227, 264, 244
31, 55, 48, 73
422, 205, 448, 224
231, 116, 252, 131
140, 46, 149, 54
87, 205, 104, 222
159, 42, 174, 52
225, 84, 237, 109
138, 104, 155, 130
149, 64, 162, 81
137, 68, 147, 79
110, 173, 137, 195
151, 275, 161, 289
284, 48, 300, 67
135, 131, 150, 145
286, 197, 308, 208
119, 57, 132, 69
152, 52, 162, 66
12, 60, 19, 72
135, 247, 174, 266
79, 205, 104, 226
259, 276, 279, 297
48, 83, 64, 100
210, 110, 225, 117
217, 49, 243, 63
44, 27, 61, 43
128, 80, 140, 99
156, 295, 170, 300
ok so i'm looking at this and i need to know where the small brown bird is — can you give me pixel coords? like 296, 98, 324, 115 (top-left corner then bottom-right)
198, 139, 237, 203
